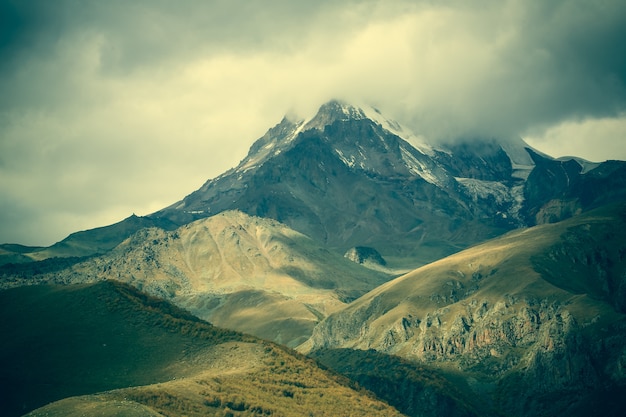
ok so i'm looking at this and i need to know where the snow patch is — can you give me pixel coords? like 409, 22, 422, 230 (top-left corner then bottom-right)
235, 120, 305, 174
511, 164, 534, 180
335, 148, 356, 168
237, 159, 259, 173
288, 119, 307, 141
456, 177, 526, 224
338, 102, 367, 120
499, 139, 536, 166
455, 178, 511, 205
557, 156, 601, 174
400, 145, 442, 186
359, 104, 435, 155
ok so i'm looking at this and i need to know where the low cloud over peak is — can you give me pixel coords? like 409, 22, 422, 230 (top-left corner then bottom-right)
1, 0, 625, 245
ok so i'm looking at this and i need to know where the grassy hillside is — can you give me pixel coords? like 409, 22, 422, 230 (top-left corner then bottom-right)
2, 211, 392, 347
27, 343, 404, 417
1, 281, 404, 417
301, 203, 626, 416
0, 280, 243, 416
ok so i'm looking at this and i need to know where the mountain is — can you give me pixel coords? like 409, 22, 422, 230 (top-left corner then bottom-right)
522, 150, 626, 224
300, 203, 626, 416
151, 101, 520, 267
0, 214, 178, 266
3, 211, 390, 347
2, 98, 626, 416
150, 100, 626, 268
1, 280, 405, 417
4, 99, 625, 271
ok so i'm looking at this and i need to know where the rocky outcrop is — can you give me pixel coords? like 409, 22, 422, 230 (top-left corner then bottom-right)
344, 246, 387, 266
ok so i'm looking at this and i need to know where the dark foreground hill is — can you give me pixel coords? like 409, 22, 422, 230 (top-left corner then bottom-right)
0, 280, 404, 417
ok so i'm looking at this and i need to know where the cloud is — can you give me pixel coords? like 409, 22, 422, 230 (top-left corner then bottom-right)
524, 115, 626, 161
1, 0, 625, 245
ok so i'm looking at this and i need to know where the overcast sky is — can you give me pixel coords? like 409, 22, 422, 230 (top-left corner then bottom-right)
1, 0, 626, 246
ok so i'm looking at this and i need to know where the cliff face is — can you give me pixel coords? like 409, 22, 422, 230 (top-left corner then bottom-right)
301, 204, 626, 416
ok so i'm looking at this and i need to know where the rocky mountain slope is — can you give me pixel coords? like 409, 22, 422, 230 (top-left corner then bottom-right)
3, 100, 625, 271
3, 211, 389, 347
151, 100, 626, 268
1, 280, 405, 417
300, 203, 626, 416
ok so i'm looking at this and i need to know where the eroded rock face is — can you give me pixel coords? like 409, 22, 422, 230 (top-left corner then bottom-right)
301, 205, 626, 416
307, 293, 626, 415
308, 296, 598, 366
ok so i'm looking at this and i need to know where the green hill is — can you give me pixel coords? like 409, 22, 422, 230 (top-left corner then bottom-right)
1, 281, 403, 417
0, 281, 242, 416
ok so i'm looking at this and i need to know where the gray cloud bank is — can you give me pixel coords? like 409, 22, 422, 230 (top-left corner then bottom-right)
1, 0, 625, 245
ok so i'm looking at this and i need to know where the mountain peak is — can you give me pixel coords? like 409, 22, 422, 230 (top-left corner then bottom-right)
298, 99, 432, 153
236, 100, 379, 176
304, 100, 368, 130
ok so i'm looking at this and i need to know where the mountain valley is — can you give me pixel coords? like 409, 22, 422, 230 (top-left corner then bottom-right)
2, 100, 626, 416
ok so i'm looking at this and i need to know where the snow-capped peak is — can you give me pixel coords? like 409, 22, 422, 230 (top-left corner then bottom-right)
231, 99, 451, 186
357, 103, 434, 155
300, 100, 366, 131
298, 100, 434, 154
